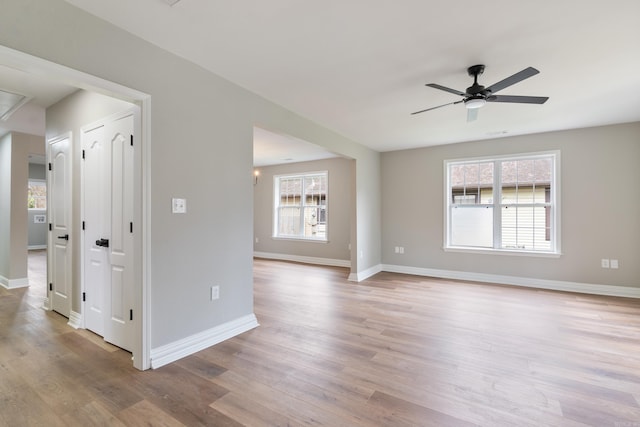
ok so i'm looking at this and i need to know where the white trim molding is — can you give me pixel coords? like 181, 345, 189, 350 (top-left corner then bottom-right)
254, 251, 350, 268
68, 311, 82, 329
0, 275, 29, 289
348, 264, 383, 282
382, 264, 640, 299
150, 314, 259, 369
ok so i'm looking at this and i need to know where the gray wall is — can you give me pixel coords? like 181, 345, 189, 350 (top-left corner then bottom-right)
0, 133, 12, 281
28, 163, 46, 248
1, 0, 381, 352
0, 132, 44, 285
254, 157, 353, 263
46, 90, 135, 312
29, 163, 46, 179
27, 210, 47, 248
381, 122, 640, 288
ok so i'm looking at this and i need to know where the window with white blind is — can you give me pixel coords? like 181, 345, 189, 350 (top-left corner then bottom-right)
445, 151, 560, 255
274, 172, 328, 241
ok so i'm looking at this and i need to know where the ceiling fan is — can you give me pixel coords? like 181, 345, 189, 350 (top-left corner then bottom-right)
412, 65, 549, 122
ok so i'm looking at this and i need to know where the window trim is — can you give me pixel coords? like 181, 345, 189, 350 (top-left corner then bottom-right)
273, 170, 329, 242
443, 150, 561, 256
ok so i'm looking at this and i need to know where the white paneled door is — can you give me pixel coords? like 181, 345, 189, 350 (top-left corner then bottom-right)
82, 110, 135, 352
48, 133, 72, 318
83, 123, 106, 336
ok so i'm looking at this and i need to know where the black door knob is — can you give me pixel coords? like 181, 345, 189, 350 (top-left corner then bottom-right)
95, 238, 110, 248
57, 234, 69, 240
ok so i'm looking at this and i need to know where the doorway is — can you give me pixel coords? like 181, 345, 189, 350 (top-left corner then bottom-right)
0, 44, 151, 370
81, 108, 138, 352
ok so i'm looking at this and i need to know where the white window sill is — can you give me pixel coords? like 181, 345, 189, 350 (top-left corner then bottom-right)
272, 236, 329, 244
444, 246, 561, 258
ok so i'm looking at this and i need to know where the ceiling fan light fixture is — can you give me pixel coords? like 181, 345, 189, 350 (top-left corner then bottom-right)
465, 98, 486, 109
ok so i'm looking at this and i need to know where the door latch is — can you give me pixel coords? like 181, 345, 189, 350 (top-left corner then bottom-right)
96, 238, 110, 248
57, 234, 69, 240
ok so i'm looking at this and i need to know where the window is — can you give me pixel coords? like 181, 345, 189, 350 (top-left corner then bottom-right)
28, 180, 47, 209
445, 152, 559, 254
274, 172, 328, 241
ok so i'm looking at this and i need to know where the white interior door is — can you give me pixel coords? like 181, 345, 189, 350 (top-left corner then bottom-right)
104, 112, 135, 352
83, 124, 107, 336
82, 110, 135, 352
48, 133, 72, 318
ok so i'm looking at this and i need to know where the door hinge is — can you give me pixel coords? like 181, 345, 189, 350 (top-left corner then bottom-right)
130, 134, 133, 146
82, 149, 85, 159
49, 283, 53, 291
129, 309, 133, 321
48, 163, 52, 171
130, 222, 133, 233
82, 292, 86, 302
49, 223, 52, 231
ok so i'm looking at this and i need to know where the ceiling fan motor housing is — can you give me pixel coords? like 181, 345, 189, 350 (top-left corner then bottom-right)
467, 84, 486, 96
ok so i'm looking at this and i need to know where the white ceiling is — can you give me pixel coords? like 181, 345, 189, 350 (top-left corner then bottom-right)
0, 64, 77, 137
63, 0, 640, 153
253, 127, 339, 167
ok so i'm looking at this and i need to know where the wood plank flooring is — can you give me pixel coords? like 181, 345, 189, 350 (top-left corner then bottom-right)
1, 254, 639, 426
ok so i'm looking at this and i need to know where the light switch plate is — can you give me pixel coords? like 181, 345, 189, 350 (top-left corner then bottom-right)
172, 198, 187, 213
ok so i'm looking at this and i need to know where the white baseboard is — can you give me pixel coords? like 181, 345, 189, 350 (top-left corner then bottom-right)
68, 311, 82, 329
254, 251, 350, 268
150, 313, 259, 369
0, 275, 29, 289
348, 264, 383, 282
382, 264, 640, 299
28, 245, 47, 250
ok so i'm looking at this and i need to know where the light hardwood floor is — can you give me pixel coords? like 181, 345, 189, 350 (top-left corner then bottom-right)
1, 254, 639, 426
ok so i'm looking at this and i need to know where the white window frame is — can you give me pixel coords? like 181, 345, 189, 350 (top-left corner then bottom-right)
444, 151, 561, 257
28, 179, 47, 210
273, 171, 329, 242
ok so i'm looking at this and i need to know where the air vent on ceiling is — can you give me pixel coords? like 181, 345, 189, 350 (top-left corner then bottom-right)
0, 88, 31, 121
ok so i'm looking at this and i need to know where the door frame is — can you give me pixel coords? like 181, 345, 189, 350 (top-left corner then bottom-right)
0, 44, 152, 370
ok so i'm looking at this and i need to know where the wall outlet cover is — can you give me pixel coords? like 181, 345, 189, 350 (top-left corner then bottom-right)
210, 285, 220, 300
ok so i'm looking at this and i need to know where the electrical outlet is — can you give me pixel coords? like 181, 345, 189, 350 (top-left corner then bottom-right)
601, 259, 610, 269
610, 259, 619, 269
255, 237, 259, 243
210, 285, 220, 301
394, 246, 399, 253
399, 247, 405, 254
